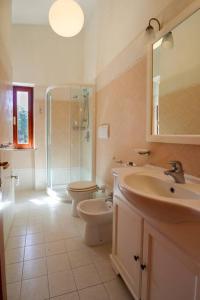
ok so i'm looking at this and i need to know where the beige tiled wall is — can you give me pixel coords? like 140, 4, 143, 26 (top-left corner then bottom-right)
96, 57, 200, 186
96, 57, 148, 186
11, 23, 85, 190
11, 86, 47, 191
0, 0, 12, 145
94, 0, 200, 187
0, 0, 15, 257
50, 99, 80, 169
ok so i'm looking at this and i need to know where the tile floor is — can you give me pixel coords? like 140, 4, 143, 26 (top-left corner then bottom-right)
6, 191, 134, 300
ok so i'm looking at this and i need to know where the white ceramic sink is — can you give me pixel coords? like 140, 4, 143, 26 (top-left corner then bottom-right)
124, 173, 200, 200
117, 166, 200, 223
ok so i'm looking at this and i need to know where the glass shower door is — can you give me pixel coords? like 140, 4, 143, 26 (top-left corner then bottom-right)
46, 85, 94, 201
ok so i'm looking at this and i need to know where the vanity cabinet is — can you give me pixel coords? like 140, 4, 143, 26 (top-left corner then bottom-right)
112, 197, 143, 299
141, 222, 200, 300
111, 195, 200, 300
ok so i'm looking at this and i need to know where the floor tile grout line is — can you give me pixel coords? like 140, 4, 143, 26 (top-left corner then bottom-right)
21, 273, 49, 282
6, 260, 117, 286
71, 262, 82, 291
7, 195, 124, 300
77, 281, 107, 291
44, 255, 51, 299
19, 244, 26, 300
45, 241, 80, 297
72, 262, 103, 292
103, 281, 112, 300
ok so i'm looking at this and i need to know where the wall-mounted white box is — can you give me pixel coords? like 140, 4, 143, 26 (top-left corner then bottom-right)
98, 124, 110, 139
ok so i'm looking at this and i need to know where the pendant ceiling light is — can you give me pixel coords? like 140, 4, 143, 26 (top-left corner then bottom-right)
49, 0, 84, 37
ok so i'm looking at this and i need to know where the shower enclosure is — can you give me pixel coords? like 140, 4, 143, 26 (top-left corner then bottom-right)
46, 85, 95, 200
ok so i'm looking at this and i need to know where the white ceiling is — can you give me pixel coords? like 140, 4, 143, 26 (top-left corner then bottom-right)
12, 0, 96, 25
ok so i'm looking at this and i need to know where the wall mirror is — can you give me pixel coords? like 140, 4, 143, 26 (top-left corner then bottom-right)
147, 4, 200, 144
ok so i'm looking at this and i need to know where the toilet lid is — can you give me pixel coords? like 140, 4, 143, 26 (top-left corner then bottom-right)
67, 181, 97, 191
68, 186, 97, 192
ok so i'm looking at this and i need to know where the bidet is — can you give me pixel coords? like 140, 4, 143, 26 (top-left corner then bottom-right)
77, 198, 113, 246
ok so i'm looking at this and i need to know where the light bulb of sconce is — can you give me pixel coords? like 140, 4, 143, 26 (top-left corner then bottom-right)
146, 25, 156, 40
162, 31, 174, 49
49, 0, 84, 38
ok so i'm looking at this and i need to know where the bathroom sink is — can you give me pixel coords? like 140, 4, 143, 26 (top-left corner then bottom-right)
117, 166, 200, 223
123, 173, 200, 200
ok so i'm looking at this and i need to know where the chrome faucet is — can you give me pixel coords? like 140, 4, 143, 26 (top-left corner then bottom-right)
164, 161, 185, 184
105, 192, 113, 203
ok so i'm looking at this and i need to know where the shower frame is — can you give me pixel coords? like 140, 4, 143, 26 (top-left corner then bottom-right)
45, 84, 96, 200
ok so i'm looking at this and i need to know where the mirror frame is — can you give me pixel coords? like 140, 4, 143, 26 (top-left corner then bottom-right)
146, 0, 200, 145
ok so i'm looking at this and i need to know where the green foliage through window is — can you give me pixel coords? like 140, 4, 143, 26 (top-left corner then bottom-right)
18, 106, 28, 144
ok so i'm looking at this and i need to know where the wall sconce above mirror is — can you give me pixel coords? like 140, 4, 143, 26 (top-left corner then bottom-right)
147, 1, 200, 145
146, 18, 161, 40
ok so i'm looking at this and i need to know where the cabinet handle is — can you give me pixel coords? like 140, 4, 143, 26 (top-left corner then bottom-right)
141, 264, 146, 270
134, 255, 139, 261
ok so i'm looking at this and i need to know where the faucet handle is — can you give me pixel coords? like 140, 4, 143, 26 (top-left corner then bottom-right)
0, 161, 9, 170
168, 161, 184, 172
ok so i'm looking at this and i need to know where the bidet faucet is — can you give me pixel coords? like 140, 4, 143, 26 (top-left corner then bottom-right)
164, 161, 185, 184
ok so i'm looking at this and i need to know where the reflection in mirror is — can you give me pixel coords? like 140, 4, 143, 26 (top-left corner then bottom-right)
152, 9, 200, 135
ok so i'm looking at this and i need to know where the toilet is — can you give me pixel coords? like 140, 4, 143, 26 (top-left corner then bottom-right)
67, 181, 97, 217
77, 198, 113, 246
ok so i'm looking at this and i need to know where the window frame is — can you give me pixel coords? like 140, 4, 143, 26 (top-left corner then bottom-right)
13, 86, 34, 149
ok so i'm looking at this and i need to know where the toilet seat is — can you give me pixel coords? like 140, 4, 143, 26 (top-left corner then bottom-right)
68, 187, 97, 192
67, 181, 97, 192
67, 181, 97, 217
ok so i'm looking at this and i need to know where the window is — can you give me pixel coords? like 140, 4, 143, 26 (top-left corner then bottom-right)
13, 86, 34, 149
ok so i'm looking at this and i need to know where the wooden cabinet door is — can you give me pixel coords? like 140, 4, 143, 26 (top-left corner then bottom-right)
141, 222, 200, 300
115, 198, 143, 299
